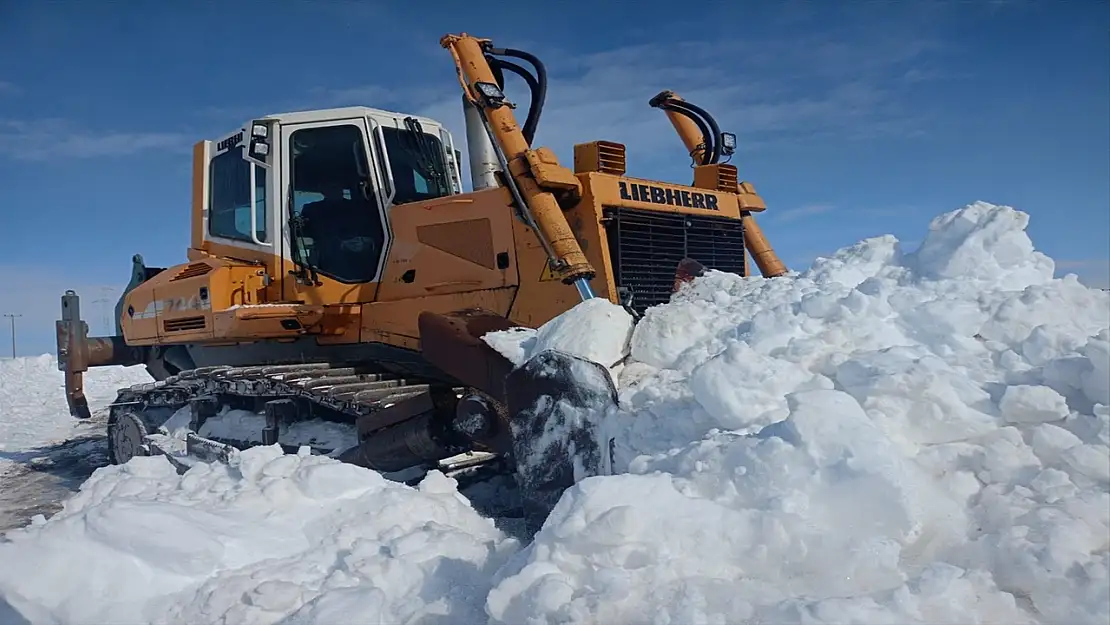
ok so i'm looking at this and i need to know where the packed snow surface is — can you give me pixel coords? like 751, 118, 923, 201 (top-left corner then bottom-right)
2, 201, 1108, 624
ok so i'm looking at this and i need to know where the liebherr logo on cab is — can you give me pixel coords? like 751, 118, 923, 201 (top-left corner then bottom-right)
619, 181, 720, 211
216, 131, 244, 153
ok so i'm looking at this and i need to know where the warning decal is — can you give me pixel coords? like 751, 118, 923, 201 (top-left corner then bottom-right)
539, 261, 560, 282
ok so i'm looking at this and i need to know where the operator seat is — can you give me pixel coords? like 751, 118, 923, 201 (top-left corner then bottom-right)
301, 182, 384, 281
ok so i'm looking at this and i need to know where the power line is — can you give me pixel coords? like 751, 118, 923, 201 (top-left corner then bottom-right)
2, 314, 20, 359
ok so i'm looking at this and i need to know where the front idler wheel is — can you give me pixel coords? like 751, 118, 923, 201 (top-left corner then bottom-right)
107, 411, 151, 465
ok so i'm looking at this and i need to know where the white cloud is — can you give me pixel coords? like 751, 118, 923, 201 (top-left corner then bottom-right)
423, 31, 946, 173
0, 118, 190, 161
775, 204, 835, 222
181, 25, 951, 189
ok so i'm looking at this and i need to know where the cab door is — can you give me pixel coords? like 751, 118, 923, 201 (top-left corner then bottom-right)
278, 118, 389, 305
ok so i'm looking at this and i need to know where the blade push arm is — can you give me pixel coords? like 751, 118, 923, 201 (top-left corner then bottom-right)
441, 33, 596, 299
650, 91, 788, 278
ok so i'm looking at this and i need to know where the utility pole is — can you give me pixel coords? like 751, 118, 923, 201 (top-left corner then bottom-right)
3, 314, 20, 359
92, 296, 111, 335
95, 286, 117, 335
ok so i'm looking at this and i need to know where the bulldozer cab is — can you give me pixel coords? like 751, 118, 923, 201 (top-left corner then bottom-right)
196, 108, 464, 302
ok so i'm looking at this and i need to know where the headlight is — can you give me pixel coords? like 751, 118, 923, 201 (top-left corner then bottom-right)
473, 81, 507, 108
474, 81, 504, 99
720, 132, 737, 155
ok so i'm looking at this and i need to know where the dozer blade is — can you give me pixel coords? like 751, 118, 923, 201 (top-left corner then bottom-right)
419, 310, 620, 533
504, 349, 618, 534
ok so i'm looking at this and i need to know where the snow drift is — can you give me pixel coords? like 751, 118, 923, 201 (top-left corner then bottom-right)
1, 201, 1108, 624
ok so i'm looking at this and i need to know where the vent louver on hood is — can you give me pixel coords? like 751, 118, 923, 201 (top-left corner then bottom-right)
602, 206, 746, 316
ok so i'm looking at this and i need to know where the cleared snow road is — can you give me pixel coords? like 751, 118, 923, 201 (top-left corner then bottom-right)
0, 356, 150, 533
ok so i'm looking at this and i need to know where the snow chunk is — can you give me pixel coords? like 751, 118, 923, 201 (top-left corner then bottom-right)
483, 298, 633, 370
909, 200, 1055, 290
999, 385, 1071, 424
531, 298, 633, 367
481, 327, 536, 367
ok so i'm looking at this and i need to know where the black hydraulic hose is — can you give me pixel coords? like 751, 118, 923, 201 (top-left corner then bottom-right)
487, 55, 507, 90
490, 47, 548, 145
490, 58, 542, 145
670, 99, 723, 165
660, 101, 715, 166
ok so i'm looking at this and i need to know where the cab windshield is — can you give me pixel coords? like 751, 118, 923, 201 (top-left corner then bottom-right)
378, 121, 452, 205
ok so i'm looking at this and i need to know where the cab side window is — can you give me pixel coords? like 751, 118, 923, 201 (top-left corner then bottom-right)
208, 149, 267, 243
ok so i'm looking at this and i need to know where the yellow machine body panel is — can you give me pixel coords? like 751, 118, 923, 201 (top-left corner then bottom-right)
120, 164, 763, 352
120, 257, 317, 346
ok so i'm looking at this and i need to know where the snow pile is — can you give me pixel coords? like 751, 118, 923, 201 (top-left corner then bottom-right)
1, 201, 1108, 624
491, 202, 1110, 624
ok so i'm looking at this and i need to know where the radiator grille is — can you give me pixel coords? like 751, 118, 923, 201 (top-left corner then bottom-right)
602, 206, 746, 315
163, 316, 207, 332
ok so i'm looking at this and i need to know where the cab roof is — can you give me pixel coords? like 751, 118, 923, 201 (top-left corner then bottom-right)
258, 106, 447, 129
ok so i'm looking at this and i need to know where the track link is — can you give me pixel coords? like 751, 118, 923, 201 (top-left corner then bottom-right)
108, 362, 502, 482
115, 363, 434, 421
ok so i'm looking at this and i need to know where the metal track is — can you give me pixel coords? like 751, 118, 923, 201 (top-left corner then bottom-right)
114, 363, 434, 420
108, 362, 503, 479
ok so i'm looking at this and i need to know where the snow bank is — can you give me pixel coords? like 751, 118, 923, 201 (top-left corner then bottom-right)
0, 448, 518, 624
0, 356, 149, 463
2, 201, 1108, 624
495, 202, 1110, 624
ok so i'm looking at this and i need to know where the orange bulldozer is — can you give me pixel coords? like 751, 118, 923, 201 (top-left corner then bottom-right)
57, 33, 786, 530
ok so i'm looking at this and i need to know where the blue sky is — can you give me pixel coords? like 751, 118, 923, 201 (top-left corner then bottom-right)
1, 1, 1107, 356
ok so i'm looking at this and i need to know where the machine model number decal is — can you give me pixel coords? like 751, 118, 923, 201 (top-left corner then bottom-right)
619, 181, 719, 211
132, 296, 212, 319
216, 131, 244, 153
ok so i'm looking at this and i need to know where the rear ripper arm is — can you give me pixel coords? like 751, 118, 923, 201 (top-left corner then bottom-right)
56, 290, 145, 419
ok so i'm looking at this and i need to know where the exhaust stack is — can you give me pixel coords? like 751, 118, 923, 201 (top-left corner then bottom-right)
462, 94, 500, 191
